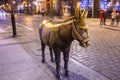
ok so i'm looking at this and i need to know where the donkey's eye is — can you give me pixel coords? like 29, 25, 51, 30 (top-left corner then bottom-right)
82, 32, 88, 38
79, 29, 84, 34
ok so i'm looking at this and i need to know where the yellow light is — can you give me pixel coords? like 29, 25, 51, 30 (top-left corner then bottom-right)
25, 5, 27, 7
45, 23, 52, 28
13, 1, 16, 4
38, 3, 41, 5
42, 20, 48, 24
2, 4, 5, 7
20, 5, 23, 8
53, 1, 55, 4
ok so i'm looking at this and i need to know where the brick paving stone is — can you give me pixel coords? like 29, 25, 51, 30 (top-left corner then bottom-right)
1, 16, 120, 80
0, 76, 9, 80
71, 18, 120, 80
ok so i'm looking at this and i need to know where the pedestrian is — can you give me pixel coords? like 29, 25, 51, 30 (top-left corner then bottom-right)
103, 9, 107, 25
111, 9, 116, 25
116, 12, 120, 26
41, 8, 45, 17
19, 9, 22, 14
99, 10, 104, 27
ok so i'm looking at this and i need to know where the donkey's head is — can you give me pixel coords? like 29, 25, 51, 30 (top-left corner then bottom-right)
72, 2, 90, 47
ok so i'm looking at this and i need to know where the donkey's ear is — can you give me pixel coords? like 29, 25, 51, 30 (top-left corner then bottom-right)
81, 8, 88, 18
79, 8, 88, 26
75, 2, 82, 19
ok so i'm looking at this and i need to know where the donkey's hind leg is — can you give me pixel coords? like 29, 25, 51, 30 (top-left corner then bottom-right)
49, 47, 54, 63
41, 40, 46, 63
63, 47, 70, 77
53, 48, 62, 80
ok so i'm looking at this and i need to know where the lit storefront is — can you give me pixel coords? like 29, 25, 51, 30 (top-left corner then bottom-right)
79, 0, 120, 11
18, 0, 46, 14
79, 0, 120, 17
80, 0, 92, 10
4, 0, 119, 17
33, 0, 58, 15
33, 0, 46, 14
100, 0, 120, 11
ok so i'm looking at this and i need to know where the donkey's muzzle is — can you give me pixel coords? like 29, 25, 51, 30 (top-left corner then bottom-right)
79, 38, 90, 48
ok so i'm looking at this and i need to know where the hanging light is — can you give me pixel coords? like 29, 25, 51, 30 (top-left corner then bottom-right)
13, 1, 16, 4
20, 5, 23, 8
29, 4, 31, 7
116, 1, 119, 6
33, 1, 38, 5
25, 4, 27, 7
107, 2, 112, 6
2, 4, 5, 7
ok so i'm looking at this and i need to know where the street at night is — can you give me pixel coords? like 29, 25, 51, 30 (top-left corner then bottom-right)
0, 13, 120, 80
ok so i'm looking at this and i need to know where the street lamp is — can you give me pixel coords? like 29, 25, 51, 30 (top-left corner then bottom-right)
10, 0, 17, 37
92, 0, 94, 18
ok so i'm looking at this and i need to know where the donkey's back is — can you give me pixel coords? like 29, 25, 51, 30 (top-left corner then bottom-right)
39, 18, 74, 48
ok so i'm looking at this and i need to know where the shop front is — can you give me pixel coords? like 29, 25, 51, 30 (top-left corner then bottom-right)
33, 0, 46, 14
100, 0, 120, 11
80, 0, 120, 18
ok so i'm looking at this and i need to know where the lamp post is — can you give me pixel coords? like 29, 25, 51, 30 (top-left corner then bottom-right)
10, 0, 17, 37
92, 0, 94, 18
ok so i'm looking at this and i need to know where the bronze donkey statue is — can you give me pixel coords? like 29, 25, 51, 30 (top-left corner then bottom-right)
39, 3, 90, 80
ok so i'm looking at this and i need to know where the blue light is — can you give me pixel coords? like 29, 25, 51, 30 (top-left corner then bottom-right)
115, 2, 120, 11
80, 0, 92, 9
100, 0, 120, 11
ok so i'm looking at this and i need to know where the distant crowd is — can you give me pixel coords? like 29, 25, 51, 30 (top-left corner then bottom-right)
99, 9, 120, 27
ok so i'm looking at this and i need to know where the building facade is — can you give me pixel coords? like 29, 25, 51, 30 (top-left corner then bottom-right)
48, 0, 120, 17
1, 0, 120, 17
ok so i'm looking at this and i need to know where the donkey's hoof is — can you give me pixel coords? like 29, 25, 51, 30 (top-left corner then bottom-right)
57, 74, 62, 80
65, 71, 69, 77
51, 59, 54, 63
41, 59, 45, 63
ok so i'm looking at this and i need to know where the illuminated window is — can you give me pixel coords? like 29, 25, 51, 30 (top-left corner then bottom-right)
80, 0, 92, 10
115, 1, 120, 11
100, 0, 120, 11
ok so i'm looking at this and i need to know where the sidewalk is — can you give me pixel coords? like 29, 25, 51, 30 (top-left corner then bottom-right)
0, 15, 119, 80
0, 35, 109, 80
0, 35, 54, 80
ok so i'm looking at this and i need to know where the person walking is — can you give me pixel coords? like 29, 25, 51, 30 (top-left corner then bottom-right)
41, 8, 45, 17
111, 9, 116, 25
116, 12, 120, 26
99, 10, 104, 27
103, 9, 107, 25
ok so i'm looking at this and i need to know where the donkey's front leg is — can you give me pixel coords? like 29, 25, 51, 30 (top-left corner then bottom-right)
63, 47, 70, 77
41, 41, 46, 63
53, 48, 62, 80
49, 47, 54, 63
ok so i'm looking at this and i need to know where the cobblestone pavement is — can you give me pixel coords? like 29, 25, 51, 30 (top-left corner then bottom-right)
71, 18, 120, 80
0, 15, 120, 80
16, 17, 120, 80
